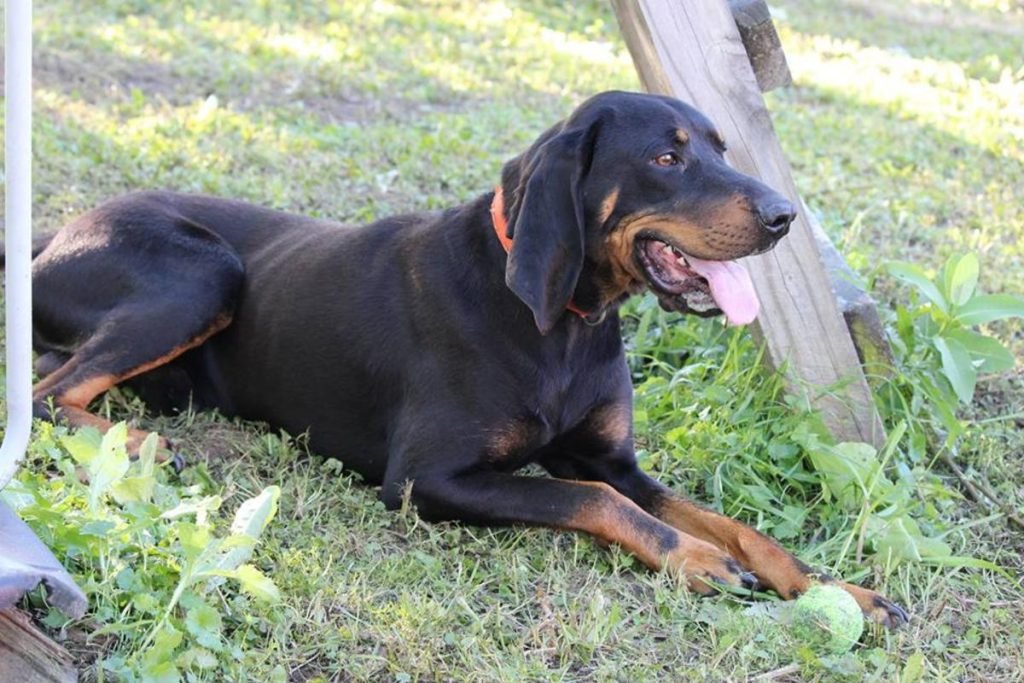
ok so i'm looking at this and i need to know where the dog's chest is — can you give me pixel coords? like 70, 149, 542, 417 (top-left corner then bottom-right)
484, 332, 624, 469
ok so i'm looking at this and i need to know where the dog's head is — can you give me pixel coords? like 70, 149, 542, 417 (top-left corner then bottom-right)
499, 90, 796, 334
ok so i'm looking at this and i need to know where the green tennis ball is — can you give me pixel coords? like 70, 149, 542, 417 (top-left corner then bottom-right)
789, 584, 865, 654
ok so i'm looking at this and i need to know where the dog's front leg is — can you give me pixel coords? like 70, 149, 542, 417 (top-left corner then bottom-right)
645, 487, 909, 627
546, 402, 910, 628
393, 471, 757, 595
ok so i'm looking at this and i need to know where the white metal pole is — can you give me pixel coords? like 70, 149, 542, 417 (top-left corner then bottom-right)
0, 0, 33, 489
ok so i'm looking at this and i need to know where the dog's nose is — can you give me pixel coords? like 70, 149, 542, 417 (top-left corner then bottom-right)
756, 199, 796, 236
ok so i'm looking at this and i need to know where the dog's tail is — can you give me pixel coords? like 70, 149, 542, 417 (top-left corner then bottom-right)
0, 232, 55, 269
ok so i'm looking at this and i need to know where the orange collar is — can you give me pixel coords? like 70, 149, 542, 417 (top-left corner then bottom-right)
490, 187, 591, 320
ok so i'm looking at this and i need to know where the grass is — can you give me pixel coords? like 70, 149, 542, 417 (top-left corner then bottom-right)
2, 0, 1023, 680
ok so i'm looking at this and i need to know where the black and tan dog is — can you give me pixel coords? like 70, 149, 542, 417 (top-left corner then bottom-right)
30, 91, 906, 626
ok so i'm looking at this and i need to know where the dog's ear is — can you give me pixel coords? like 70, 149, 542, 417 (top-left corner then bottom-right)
502, 117, 603, 334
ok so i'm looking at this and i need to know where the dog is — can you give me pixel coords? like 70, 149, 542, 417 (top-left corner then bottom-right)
29, 91, 907, 627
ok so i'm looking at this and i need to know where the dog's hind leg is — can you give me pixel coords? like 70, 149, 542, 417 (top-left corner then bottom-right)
32, 306, 234, 456
34, 351, 71, 379
31, 201, 244, 459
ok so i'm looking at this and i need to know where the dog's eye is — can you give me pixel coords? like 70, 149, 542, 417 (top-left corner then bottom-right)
653, 152, 680, 167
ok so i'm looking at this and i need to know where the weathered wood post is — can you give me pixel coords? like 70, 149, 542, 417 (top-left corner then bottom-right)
0, 610, 77, 683
611, 0, 885, 447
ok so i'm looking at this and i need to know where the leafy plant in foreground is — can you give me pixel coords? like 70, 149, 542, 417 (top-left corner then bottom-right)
1, 422, 281, 682
885, 252, 1024, 442
621, 274, 1012, 572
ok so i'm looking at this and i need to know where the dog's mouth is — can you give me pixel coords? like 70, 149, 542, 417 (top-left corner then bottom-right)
635, 237, 760, 325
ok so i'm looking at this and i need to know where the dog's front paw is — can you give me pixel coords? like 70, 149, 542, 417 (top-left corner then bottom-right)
839, 582, 909, 628
669, 542, 759, 595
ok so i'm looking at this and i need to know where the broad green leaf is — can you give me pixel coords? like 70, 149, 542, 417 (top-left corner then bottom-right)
943, 253, 979, 307
178, 647, 218, 670
0, 479, 37, 510
132, 592, 161, 615
88, 423, 131, 509
60, 427, 102, 466
806, 441, 886, 509
152, 623, 184, 652
139, 659, 181, 683
79, 520, 117, 537
955, 293, 1024, 326
161, 495, 223, 524
946, 329, 1016, 373
141, 624, 184, 683
177, 522, 214, 561
887, 261, 947, 312
912, 535, 952, 559
193, 536, 257, 580
917, 373, 964, 438
209, 486, 281, 572
870, 516, 923, 562
870, 513, 953, 565
184, 603, 224, 652
214, 564, 281, 602
137, 431, 159, 477
111, 475, 156, 505
933, 336, 977, 404
230, 486, 281, 539
901, 652, 926, 683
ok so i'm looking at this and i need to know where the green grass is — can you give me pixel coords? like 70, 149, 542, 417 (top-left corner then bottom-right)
3, 0, 1024, 680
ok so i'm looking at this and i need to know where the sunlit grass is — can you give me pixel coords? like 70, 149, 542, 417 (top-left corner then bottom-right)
771, 2, 1024, 300
779, 29, 1022, 157
38, 0, 636, 106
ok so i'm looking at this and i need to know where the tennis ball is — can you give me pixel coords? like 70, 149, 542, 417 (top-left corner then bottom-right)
788, 584, 865, 654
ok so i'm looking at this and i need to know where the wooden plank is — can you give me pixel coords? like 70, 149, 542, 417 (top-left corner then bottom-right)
804, 200, 895, 390
611, 0, 884, 447
0, 609, 77, 683
728, 0, 792, 92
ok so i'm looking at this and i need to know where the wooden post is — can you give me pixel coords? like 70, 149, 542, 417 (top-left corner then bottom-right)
611, 0, 885, 447
729, 0, 792, 91
0, 609, 77, 683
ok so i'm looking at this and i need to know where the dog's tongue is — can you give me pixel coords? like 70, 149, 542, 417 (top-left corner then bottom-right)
684, 256, 760, 325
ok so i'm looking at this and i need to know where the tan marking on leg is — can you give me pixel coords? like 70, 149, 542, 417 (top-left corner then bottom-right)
49, 406, 171, 457
655, 494, 814, 597
35, 313, 233, 459
588, 402, 632, 446
113, 312, 233, 383
565, 482, 742, 594
653, 492, 906, 624
486, 419, 538, 462
32, 356, 82, 398
34, 352, 68, 380
56, 374, 117, 409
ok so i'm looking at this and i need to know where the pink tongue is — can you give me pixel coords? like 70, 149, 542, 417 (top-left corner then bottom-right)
683, 256, 760, 326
